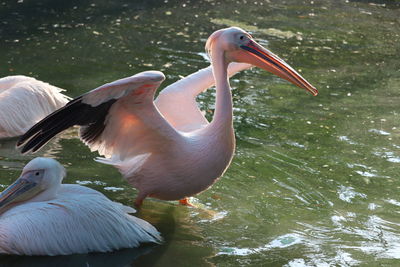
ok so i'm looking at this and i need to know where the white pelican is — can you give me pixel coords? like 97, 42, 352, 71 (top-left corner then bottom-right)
0, 157, 161, 256
18, 27, 318, 207
0, 76, 70, 138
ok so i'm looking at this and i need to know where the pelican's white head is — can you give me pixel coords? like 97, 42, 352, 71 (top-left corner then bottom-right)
205, 27, 318, 96
206, 27, 251, 56
0, 157, 66, 213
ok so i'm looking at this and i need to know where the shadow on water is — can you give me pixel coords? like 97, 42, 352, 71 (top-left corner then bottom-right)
0, 245, 157, 267
0, 128, 78, 170
131, 205, 177, 266
131, 204, 216, 266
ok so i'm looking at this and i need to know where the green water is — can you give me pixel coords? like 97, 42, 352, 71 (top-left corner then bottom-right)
1, 0, 400, 266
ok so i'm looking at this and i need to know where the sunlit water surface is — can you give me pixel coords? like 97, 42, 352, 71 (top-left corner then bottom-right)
1, 0, 400, 266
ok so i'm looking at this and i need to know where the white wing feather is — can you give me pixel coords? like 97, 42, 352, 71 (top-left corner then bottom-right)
82, 71, 165, 107
155, 62, 251, 132
0, 75, 69, 138
80, 71, 180, 160
0, 184, 161, 256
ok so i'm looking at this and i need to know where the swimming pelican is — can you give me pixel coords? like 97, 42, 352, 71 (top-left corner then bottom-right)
0, 157, 161, 256
18, 27, 318, 207
0, 76, 69, 138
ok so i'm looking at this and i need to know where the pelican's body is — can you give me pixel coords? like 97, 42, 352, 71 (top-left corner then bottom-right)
0, 157, 161, 256
18, 27, 318, 206
0, 76, 69, 138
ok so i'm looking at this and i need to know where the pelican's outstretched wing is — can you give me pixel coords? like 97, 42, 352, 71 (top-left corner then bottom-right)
155, 62, 251, 132
18, 71, 178, 159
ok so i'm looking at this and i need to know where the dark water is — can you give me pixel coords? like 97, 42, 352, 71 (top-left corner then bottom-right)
1, 0, 400, 266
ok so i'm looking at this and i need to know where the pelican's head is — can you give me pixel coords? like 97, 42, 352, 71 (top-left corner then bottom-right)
205, 27, 318, 96
0, 157, 65, 213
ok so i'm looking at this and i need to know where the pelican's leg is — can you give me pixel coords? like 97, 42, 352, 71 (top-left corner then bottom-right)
134, 192, 148, 208
179, 198, 195, 207
134, 198, 143, 208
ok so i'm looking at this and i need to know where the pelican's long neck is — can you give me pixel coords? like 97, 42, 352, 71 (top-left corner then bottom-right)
210, 46, 233, 128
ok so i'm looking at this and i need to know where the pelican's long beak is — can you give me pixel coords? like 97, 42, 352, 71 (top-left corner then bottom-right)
0, 172, 41, 213
238, 40, 318, 96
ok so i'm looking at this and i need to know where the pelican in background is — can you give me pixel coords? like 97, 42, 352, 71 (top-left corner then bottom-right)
18, 27, 318, 207
0, 157, 161, 256
0, 76, 69, 138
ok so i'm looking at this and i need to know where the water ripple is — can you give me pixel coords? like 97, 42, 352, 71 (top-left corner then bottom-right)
337, 185, 367, 203
368, 129, 390, 136
217, 233, 302, 256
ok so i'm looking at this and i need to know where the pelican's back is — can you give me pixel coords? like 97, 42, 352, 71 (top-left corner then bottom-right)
0, 184, 161, 256
0, 75, 69, 138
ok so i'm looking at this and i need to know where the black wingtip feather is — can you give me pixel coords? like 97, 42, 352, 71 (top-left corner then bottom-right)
17, 97, 84, 147
79, 99, 115, 145
18, 96, 86, 153
18, 95, 116, 153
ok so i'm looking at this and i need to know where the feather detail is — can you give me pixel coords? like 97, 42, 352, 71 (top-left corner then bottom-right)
0, 184, 161, 256
0, 76, 69, 138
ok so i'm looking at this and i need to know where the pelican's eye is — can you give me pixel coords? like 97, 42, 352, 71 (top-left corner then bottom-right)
238, 34, 250, 43
30, 169, 44, 179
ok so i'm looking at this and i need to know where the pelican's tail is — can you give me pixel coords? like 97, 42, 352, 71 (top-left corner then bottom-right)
94, 156, 117, 166
95, 153, 151, 178
127, 214, 163, 244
